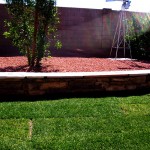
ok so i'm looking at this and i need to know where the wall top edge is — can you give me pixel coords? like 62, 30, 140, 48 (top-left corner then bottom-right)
0, 70, 150, 79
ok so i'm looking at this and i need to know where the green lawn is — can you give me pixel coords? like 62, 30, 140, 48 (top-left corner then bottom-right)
0, 94, 150, 150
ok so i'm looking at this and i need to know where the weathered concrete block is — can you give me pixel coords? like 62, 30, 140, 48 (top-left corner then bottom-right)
95, 80, 110, 87
69, 82, 95, 89
125, 85, 137, 90
28, 83, 41, 90
99, 82, 110, 90
40, 82, 68, 90
129, 76, 146, 84
28, 90, 45, 96
146, 75, 150, 82
0, 82, 23, 89
96, 77, 110, 82
0, 78, 22, 82
69, 78, 96, 89
44, 78, 62, 82
136, 83, 149, 89
111, 77, 129, 82
106, 85, 126, 91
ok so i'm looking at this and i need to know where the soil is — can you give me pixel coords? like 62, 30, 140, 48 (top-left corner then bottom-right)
0, 56, 150, 72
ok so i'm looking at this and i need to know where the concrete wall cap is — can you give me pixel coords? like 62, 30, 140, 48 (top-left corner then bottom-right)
0, 70, 150, 79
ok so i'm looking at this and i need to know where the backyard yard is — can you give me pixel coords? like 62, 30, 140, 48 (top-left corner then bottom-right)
0, 2, 150, 149
0, 93, 150, 149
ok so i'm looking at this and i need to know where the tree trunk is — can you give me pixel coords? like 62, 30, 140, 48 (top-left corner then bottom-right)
35, 23, 48, 67
26, 47, 31, 66
31, 8, 39, 67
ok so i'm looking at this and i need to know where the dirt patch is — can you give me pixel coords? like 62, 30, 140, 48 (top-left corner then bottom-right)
0, 56, 150, 72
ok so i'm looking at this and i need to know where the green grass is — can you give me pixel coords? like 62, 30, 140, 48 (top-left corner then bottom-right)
0, 94, 150, 150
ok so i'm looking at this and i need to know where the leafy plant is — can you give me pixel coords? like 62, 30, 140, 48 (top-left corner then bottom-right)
126, 14, 150, 60
4, 0, 61, 67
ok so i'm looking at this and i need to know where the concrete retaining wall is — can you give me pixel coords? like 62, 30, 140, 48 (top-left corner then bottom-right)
0, 70, 150, 95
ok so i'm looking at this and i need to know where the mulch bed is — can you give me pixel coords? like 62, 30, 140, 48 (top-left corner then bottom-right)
0, 56, 150, 72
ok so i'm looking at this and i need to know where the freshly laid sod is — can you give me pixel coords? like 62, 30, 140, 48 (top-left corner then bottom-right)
0, 94, 150, 150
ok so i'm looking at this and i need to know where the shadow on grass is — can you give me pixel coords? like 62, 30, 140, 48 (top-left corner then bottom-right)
0, 88, 150, 102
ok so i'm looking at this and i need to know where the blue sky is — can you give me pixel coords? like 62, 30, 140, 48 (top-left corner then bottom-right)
0, 0, 150, 12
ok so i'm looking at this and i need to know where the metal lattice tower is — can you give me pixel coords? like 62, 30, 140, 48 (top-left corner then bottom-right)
106, 0, 132, 58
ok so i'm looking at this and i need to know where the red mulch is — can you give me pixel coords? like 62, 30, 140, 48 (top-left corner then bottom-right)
0, 56, 150, 72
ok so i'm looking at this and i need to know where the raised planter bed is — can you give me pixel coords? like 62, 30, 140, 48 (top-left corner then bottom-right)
0, 70, 150, 95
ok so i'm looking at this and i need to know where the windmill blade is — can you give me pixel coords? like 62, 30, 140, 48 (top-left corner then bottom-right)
106, 0, 131, 10
122, 0, 131, 9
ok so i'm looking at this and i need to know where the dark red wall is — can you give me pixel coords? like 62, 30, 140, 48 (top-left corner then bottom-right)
0, 4, 116, 57
0, 4, 20, 56
0, 4, 146, 57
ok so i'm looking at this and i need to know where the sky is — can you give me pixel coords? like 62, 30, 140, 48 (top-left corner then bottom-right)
0, 0, 150, 13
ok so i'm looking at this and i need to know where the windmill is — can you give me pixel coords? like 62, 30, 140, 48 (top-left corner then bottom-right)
106, 0, 132, 58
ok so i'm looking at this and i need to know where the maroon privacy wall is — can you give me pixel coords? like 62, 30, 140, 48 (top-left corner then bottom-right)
0, 4, 145, 57
51, 7, 120, 57
0, 4, 21, 56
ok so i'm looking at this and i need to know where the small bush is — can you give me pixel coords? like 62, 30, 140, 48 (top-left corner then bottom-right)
130, 31, 150, 60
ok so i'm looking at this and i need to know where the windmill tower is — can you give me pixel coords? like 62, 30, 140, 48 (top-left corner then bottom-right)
106, 0, 132, 58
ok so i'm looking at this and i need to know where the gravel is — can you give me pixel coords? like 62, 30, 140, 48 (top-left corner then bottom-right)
0, 56, 150, 72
